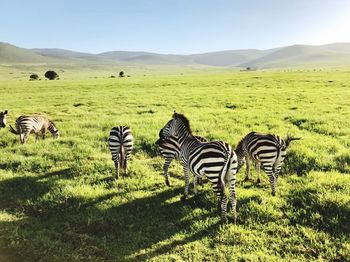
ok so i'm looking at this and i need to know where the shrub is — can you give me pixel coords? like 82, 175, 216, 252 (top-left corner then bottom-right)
45, 71, 59, 80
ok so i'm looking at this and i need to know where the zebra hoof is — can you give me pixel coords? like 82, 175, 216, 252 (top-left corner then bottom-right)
257, 178, 261, 184
272, 192, 276, 196
244, 176, 250, 182
165, 180, 171, 187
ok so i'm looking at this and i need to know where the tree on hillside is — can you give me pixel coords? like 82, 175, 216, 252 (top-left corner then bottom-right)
45, 70, 59, 80
119, 71, 125, 77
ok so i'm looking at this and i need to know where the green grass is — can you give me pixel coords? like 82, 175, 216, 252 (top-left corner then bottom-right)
0, 70, 349, 261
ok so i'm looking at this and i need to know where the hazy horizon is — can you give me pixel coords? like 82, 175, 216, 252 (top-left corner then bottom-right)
2, 40, 350, 56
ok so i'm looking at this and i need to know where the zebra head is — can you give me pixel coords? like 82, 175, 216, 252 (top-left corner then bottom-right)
284, 134, 302, 147
234, 137, 246, 170
49, 121, 60, 139
159, 112, 192, 140
0, 110, 8, 129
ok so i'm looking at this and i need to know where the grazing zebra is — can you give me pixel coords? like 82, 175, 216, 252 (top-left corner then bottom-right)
155, 134, 207, 189
108, 126, 134, 179
9, 115, 60, 144
159, 112, 238, 223
235, 132, 301, 196
0, 110, 8, 129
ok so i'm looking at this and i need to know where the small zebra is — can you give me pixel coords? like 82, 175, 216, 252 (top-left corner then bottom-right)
0, 110, 8, 129
235, 131, 301, 196
108, 126, 134, 179
9, 115, 60, 144
155, 134, 207, 189
160, 112, 238, 223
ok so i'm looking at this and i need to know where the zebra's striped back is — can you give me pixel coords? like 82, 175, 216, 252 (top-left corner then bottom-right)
244, 132, 286, 163
157, 135, 207, 161
11, 115, 59, 143
0, 110, 8, 129
236, 131, 299, 195
108, 126, 134, 178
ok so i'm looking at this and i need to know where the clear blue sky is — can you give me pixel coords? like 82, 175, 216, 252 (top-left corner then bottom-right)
1, 0, 350, 54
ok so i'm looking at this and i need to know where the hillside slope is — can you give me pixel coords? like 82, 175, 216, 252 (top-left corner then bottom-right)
2, 42, 350, 68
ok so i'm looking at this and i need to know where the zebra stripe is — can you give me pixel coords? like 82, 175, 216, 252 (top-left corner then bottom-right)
156, 135, 207, 188
235, 131, 300, 196
9, 115, 59, 144
0, 110, 8, 129
160, 113, 238, 223
108, 126, 134, 179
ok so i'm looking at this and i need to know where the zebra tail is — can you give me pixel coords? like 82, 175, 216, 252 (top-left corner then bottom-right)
219, 149, 232, 190
9, 125, 19, 135
119, 145, 125, 169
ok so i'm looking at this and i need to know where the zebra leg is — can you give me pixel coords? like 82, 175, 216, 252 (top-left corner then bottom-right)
244, 155, 250, 181
274, 165, 282, 186
163, 158, 172, 187
181, 166, 190, 201
197, 176, 203, 186
229, 179, 237, 224
22, 133, 29, 144
256, 163, 261, 184
20, 133, 25, 144
262, 164, 276, 196
192, 175, 198, 195
220, 193, 228, 223
114, 160, 120, 179
35, 133, 39, 142
213, 182, 228, 223
124, 159, 128, 175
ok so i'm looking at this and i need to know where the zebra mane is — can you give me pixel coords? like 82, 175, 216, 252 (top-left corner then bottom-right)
172, 112, 192, 134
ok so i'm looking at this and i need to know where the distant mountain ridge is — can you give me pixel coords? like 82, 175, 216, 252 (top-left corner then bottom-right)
1, 41, 350, 68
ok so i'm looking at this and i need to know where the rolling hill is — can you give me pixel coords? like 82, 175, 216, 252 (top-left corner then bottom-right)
1, 41, 350, 68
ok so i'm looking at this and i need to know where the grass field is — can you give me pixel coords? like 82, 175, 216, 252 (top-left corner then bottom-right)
0, 70, 349, 261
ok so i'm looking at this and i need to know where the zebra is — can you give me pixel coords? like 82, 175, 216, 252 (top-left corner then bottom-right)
108, 126, 134, 179
9, 115, 60, 144
155, 134, 207, 190
0, 110, 8, 129
235, 131, 301, 196
159, 112, 238, 223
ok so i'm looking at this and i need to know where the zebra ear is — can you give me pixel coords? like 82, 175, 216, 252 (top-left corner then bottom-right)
4, 110, 8, 114
172, 110, 178, 118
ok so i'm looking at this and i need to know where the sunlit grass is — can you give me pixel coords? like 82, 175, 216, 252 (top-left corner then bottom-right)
0, 70, 349, 261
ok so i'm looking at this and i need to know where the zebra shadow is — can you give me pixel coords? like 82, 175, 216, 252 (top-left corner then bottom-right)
0, 168, 75, 215
78, 187, 221, 261
134, 138, 160, 157
285, 187, 350, 237
0, 180, 222, 261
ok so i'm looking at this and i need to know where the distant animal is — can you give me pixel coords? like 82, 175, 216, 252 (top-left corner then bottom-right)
108, 126, 134, 179
155, 134, 207, 190
0, 110, 8, 129
159, 112, 238, 223
235, 132, 301, 196
9, 115, 59, 144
